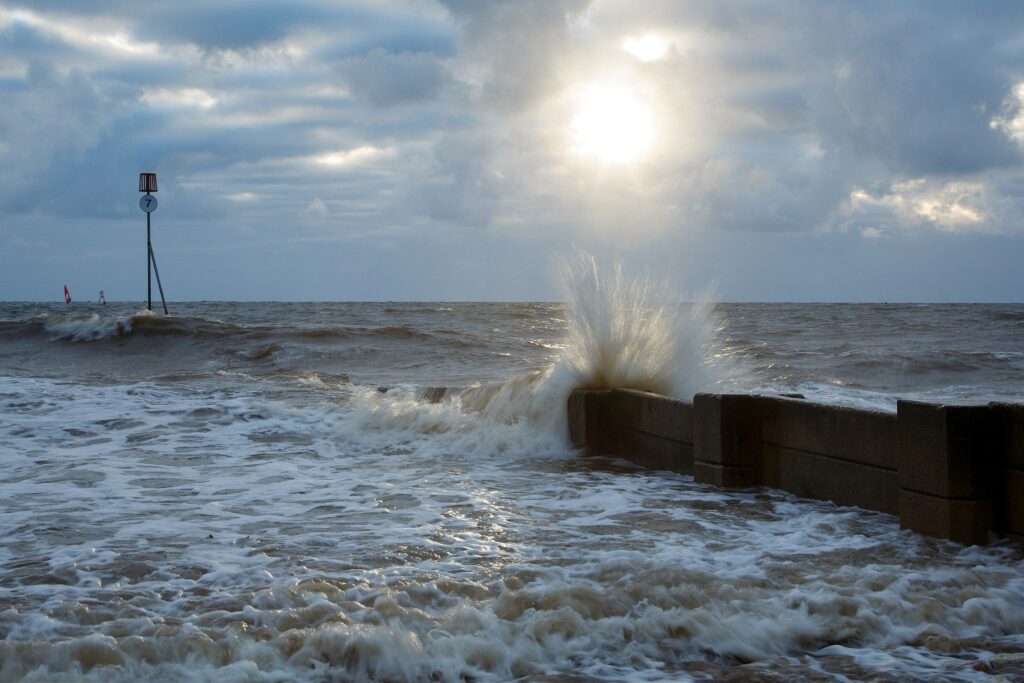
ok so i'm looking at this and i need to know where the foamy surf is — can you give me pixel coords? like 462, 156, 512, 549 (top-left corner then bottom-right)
1, 279, 1023, 681
2, 375, 1024, 682
41, 309, 154, 342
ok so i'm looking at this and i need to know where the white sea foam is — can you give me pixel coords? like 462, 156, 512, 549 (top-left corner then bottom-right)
2, 285, 1023, 681
2, 374, 1023, 682
42, 310, 154, 342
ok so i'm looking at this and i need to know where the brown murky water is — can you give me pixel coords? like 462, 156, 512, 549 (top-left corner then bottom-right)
1, 301, 1023, 681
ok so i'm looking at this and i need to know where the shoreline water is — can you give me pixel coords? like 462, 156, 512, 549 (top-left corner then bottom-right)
569, 387, 1024, 545
2, 300, 1023, 681
2, 301, 1022, 407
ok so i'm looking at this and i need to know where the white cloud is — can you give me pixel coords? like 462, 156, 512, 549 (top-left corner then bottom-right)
841, 179, 993, 234
992, 82, 1024, 143
313, 146, 390, 168
142, 88, 218, 109
909, 181, 986, 230
622, 34, 669, 62
6, 8, 162, 58
303, 198, 327, 218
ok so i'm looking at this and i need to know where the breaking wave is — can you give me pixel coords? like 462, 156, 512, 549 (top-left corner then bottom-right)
452, 251, 725, 438
556, 251, 720, 398
0, 313, 476, 347
1, 374, 1023, 683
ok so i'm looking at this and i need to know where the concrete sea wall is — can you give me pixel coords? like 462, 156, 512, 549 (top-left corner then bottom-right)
568, 389, 1024, 545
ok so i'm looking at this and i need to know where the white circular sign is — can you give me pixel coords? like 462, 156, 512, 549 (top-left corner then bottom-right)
139, 194, 158, 213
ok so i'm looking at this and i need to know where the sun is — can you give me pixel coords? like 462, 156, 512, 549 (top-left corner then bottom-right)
570, 84, 655, 164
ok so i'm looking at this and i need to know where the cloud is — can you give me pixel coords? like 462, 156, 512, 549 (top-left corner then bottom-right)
141, 87, 218, 109
0, 59, 128, 211
313, 146, 391, 168
412, 130, 504, 226
442, 0, 589, 111
992, 82, 1024, 144
303, 197, 327, 218
836, 177, 1019, 235
337, 48, 457, 107
2, 0, 1024, 299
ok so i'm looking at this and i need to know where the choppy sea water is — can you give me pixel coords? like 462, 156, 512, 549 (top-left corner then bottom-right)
1, 300, 1023, 682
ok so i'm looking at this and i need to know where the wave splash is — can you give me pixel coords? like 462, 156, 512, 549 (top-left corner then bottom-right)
42, 310, 154, 342
455, 251, 723, 438
9, 252, 725, 445
558, 251, 718, 398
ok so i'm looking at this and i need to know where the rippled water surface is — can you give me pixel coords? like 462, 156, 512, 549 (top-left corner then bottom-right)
1, 302, 1023, 682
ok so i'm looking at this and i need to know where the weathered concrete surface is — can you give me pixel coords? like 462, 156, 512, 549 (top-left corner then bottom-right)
611, 389, 692, 442
992, 403, 1024, 538
897, 401, 996, 499
762, 445, 900, 515
693, 394, 759, 487
896, 401, 996, 545
758, 396, 899, 513
899, 490, 993, 546
567, 389, 615, 451
994, 403, 1024, 470
568, 389, 694, 473
998, 469, 1024, 537
761, 397, 897, 470
567, 388, 1023, 545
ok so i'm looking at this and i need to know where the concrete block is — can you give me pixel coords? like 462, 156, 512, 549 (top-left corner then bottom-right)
760, 443, 781, 488
567, 389, 617, 453
610, 389, 693, 443
896, 401, 997, 499
567, 389, 588, 448
693, 393, 760, 468
760, 397, 897, 470
997, 468, 1024, 536
619, 430, 694, 474
693, 462, 757, 488
991, 403, 1024, 470
899, 489, 992, 546
763, 445, 900, 515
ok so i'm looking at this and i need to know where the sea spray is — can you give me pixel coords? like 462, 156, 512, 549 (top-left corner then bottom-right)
557, 251, 719, 398
457, 251, 724, 438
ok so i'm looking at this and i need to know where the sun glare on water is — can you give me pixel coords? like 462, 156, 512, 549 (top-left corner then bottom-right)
570, 84, 655, 164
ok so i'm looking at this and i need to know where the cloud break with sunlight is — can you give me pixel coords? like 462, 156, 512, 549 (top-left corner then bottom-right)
570, 84, 655, 164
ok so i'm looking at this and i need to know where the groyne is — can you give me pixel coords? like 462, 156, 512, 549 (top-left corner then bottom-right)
568, 389, 1024, 545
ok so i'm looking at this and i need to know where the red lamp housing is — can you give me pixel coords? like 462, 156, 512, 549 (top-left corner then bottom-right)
139, 173, 158, 193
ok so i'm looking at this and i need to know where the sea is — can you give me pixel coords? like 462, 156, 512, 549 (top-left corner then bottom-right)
2, 279, 1024, 681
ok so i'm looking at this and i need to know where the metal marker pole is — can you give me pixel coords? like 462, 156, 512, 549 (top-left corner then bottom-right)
147, 210, 152, 311
149, 244, 169, 315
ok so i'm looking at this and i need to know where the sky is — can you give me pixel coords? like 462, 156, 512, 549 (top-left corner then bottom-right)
1, 0, 1024, 302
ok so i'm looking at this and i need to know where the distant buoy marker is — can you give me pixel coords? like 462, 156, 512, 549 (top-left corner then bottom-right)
138, 172, 169, 314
